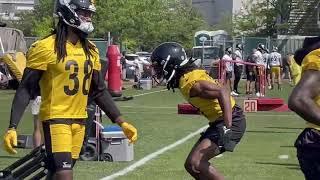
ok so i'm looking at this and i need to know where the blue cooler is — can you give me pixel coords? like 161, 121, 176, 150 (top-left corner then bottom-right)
100, 125, 134, 161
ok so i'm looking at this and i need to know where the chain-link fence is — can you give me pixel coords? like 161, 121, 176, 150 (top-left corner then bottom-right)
214, 36, 307, 59
199, 35, 309, 81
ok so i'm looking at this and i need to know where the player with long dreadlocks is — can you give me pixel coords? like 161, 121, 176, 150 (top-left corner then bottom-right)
2, 0, 137, 179
151, 42, 246, 180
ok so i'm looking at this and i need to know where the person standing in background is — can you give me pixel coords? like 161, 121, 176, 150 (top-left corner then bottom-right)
269, 46, 282, 90
232, 43, 243, 95
245, 49, 257, 95
282, 53, 293, 85
253, 44, 265, 97
222, 47, 235, 95
120, 51, 128, 81
261, 46, 271, 90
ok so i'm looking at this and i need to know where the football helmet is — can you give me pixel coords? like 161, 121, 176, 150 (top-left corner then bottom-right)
236, 43, 243, 50
150, 42, 189, 85
272, 46, 278, 52
225, 46, 232, 54
55, 0, 96, 34
257, 43, 266, 52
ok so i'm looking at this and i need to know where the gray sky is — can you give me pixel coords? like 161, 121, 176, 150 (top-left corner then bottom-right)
233, 0, 258, 14
233, 0, 243, 13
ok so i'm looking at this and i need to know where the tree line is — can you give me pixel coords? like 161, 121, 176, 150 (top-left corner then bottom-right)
2, 0, 302, 52
5, 0, 207, 52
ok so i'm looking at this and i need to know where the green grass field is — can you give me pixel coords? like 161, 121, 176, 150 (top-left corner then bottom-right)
0, 82, 305, 180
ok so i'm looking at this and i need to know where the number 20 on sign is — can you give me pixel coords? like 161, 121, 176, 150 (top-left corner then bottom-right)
243, 100, 257, 112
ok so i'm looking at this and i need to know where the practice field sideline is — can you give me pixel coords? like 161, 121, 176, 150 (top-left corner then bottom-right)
0, 84, 305, 180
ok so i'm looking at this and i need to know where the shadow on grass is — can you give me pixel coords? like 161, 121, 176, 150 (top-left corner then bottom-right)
256, 162, 300, 170
265, 127, 304, 130
246, 130, 296, 134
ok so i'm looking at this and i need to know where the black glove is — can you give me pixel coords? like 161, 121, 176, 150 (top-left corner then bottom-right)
219, 126, 236, 152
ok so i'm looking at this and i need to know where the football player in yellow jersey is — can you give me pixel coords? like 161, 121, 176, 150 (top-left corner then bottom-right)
289, 36, 320, 180
151, 42, 246, 180
2, 0, 137, 180
288, 54, 302, 85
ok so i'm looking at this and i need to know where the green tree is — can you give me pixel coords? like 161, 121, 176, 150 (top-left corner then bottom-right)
3, 0, 54, 37
233, 0, 304, 37
5, 0, 207, 51
31, 0, 55, 37
94, 0, 206, 51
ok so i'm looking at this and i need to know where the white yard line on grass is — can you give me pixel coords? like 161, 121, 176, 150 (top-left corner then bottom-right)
278, 155, 289, 159
100, 125, 209, 180
131, 89, 167, 97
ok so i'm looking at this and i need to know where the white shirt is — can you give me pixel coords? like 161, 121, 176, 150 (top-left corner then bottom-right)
253, 50, 264, 65
137, 58, 150, 74
269, 52, 282, 66
126, 58, 150, 74
233, 49, 243, 66
222, 54, 233, 72
262, 52, 269, 68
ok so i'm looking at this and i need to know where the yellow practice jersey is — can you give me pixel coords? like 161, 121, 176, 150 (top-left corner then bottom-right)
26, 35, 101, 121
300, 49, 320, 130
179, 69, 236, 122
289, 56, 302, 84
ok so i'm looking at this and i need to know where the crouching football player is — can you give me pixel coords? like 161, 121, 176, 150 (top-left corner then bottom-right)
150, 42, 246, 180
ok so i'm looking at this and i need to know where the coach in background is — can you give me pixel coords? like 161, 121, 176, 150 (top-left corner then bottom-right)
253, 44, 265, 97
288, 36, 320, 180
245, 49, 257, 95
222, 47, 235, 95
282, 53, 293, 85
232, 43, 243, 95
120, 51, 128, 81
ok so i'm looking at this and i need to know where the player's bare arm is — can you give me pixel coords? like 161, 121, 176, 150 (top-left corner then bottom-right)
9, 68, 43, 129
190, 80, 232, 128
288, 70, 320, 125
